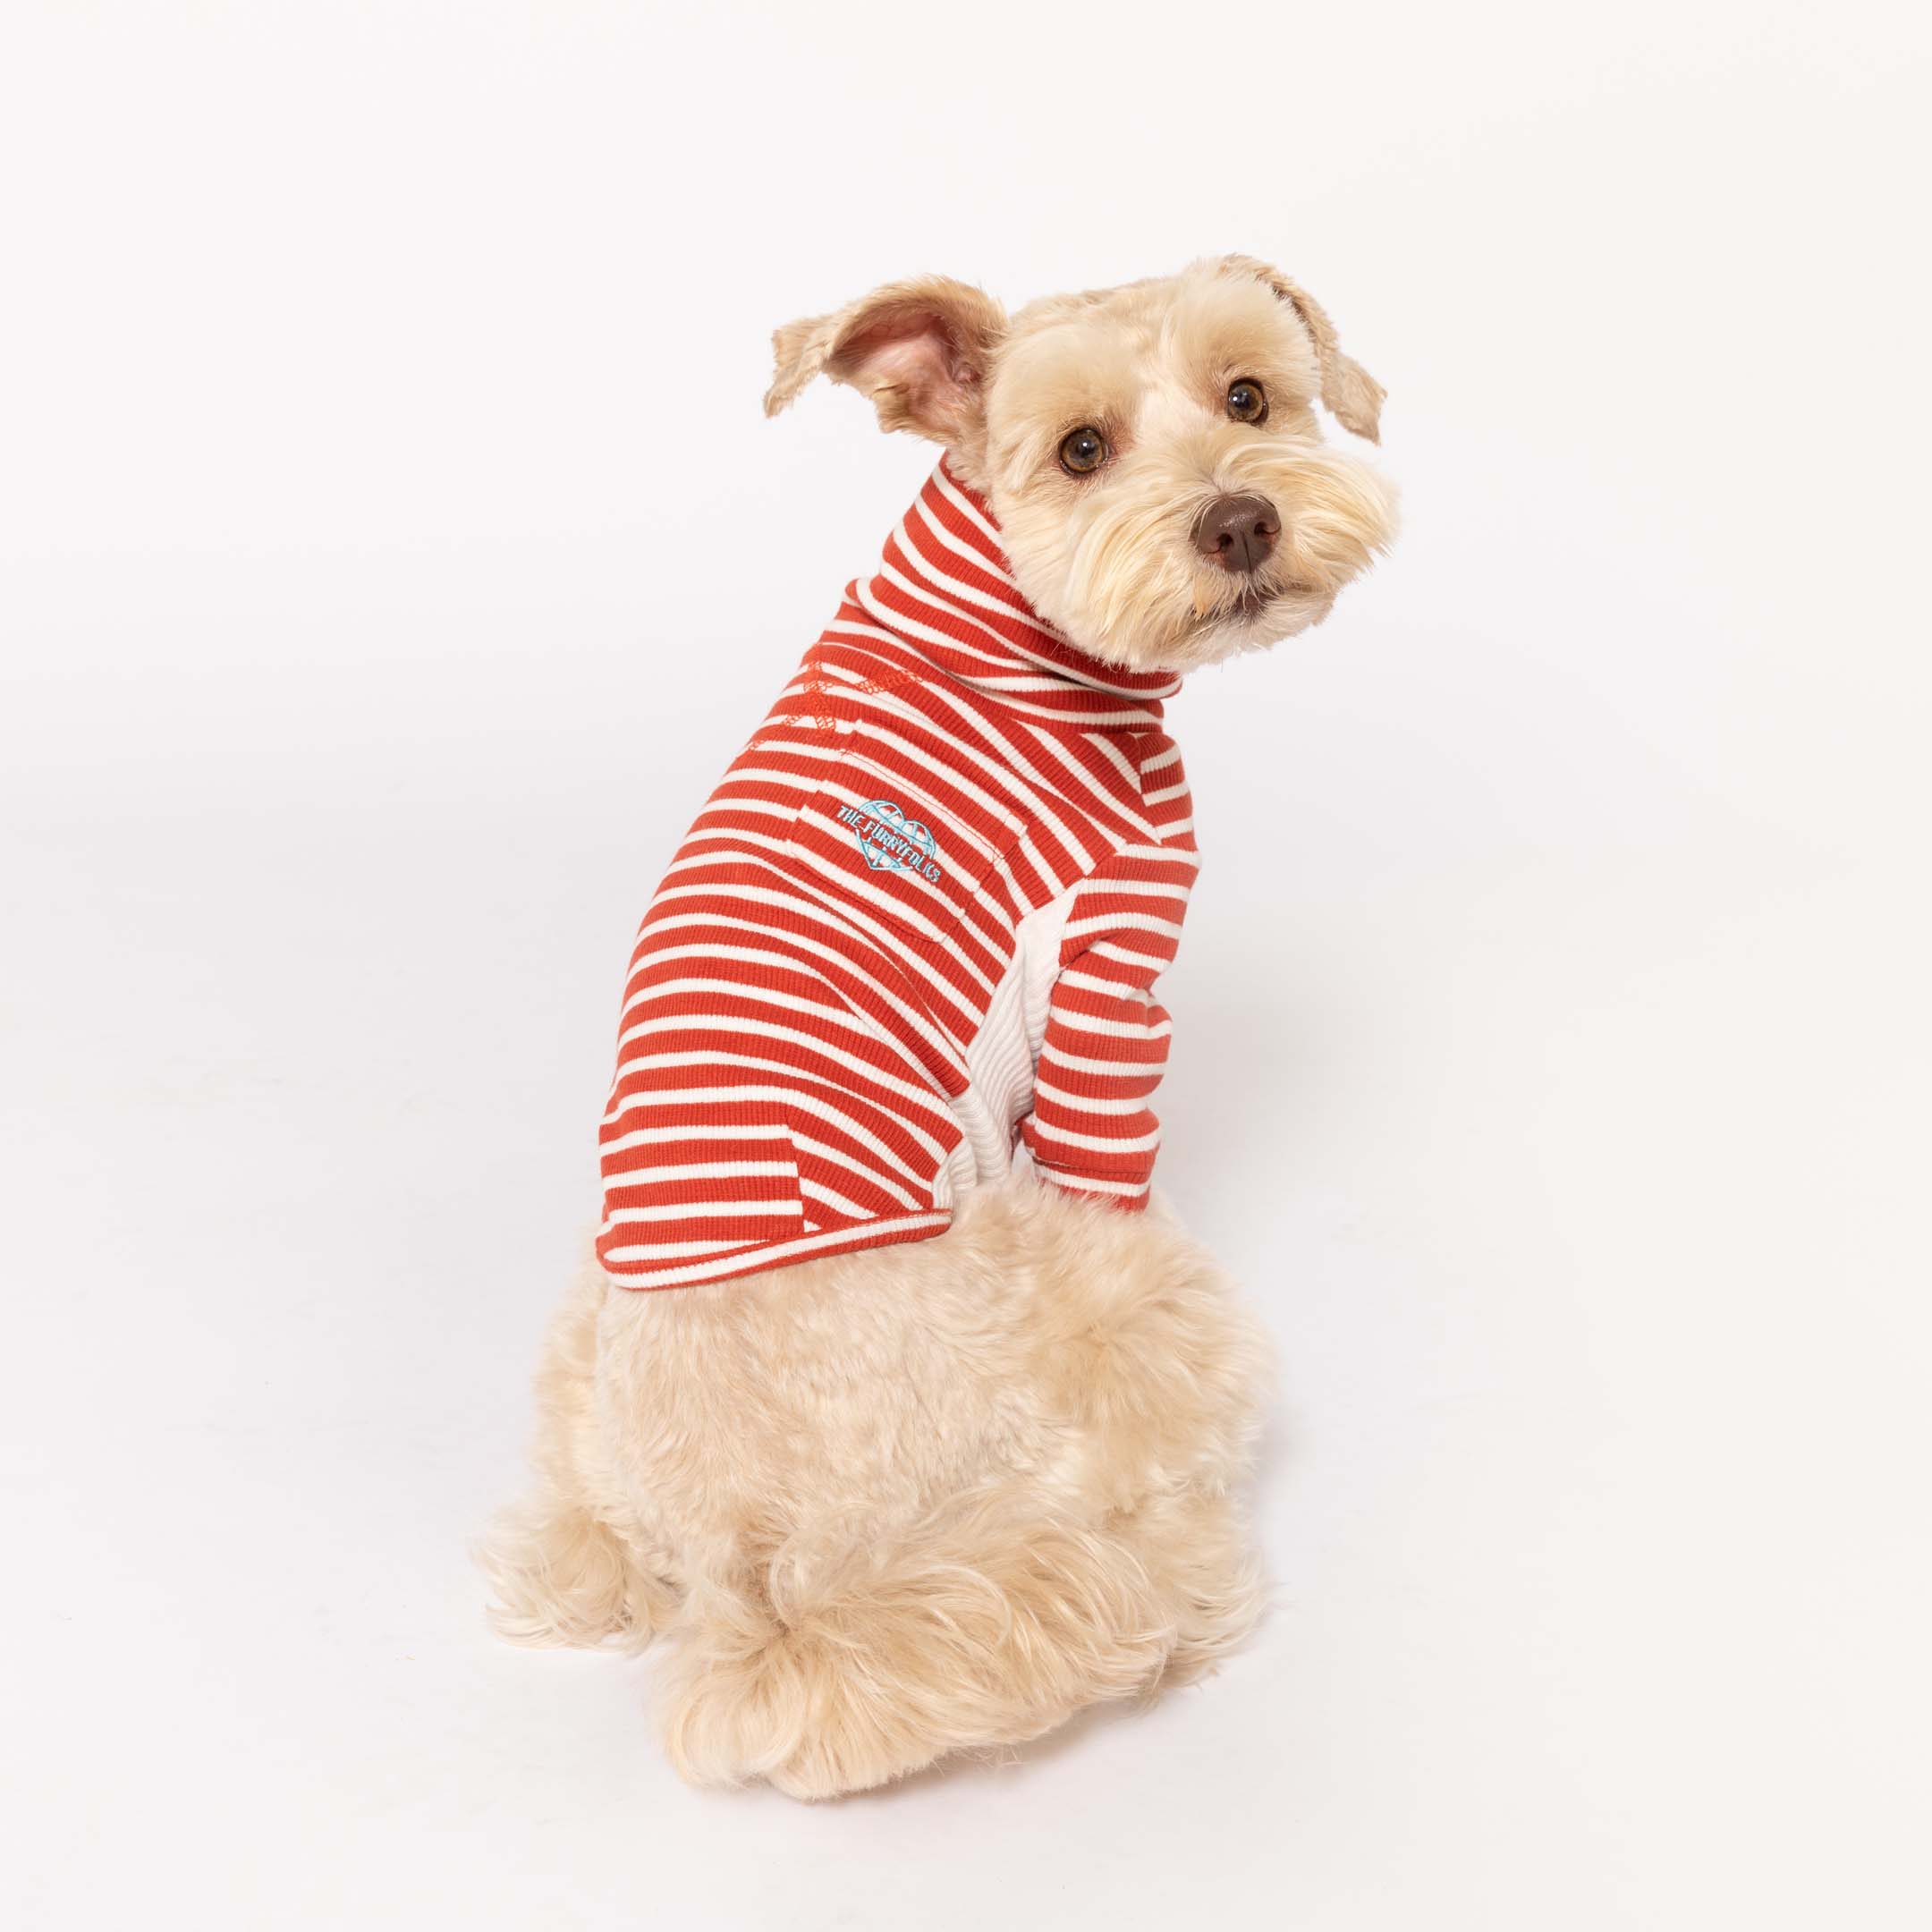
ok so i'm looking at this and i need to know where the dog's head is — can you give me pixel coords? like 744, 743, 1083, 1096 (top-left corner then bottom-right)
766, 257, 1396, 671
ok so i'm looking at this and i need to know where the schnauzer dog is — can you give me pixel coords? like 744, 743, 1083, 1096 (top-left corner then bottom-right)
484, 255, 1395, 1798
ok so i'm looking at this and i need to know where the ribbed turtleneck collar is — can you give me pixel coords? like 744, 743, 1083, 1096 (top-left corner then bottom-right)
839, 457, 1182, 733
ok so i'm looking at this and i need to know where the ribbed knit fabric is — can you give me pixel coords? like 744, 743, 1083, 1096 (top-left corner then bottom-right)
598, 457, 1198, 1290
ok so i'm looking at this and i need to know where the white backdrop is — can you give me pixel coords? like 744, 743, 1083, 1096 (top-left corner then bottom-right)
4, 3, 1928, 1927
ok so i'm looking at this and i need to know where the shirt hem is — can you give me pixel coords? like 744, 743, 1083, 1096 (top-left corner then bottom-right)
601, 1209, 954, 1291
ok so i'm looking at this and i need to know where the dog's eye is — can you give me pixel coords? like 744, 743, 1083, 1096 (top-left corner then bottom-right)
1225, 379, 1268, 425
1058, 427, 1108, 476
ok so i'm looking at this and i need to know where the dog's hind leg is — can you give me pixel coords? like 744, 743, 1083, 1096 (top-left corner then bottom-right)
479, 1260, 681, 1649
655, 1487, 1175, 1800
651, 1475, 1264, 1796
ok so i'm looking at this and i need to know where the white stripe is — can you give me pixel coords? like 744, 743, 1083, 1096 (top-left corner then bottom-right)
704, 763, 825, 793
1048, 1007, 1172, 1041
600, 1159, 796, 1183
1058, 966, 1157, 999
1040, 1170, 1151, 1200
1088, 733, 1141, 788
601, 1082, 940, 1187
620, 976, 877, 1031
604, 1211, 953, 1284
1029, 1121, 1161, 1156
1031, 1077, 1153, 1115
734, 725, 849, 754
606, 1052, 953, 1156
603, 1235, 765, 1261
1069, 877, 1194, 903
1089, 938, 1173, 971
683, 797, 800, 830
1041, 1040, 1164, 1077
613, 1019, 953, 1121
664, 826, 791, 865
1112, 842, 1201, 868
599, 1121, 790, 1158
1063, 912, 1185, 944
602, 1198, 805, 1228
798, 1174, 882, 1221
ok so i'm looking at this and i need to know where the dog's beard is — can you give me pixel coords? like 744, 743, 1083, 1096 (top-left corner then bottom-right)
1013, 444, 1396, 673
1170, 580, 1338, 665
1058, 532, 1350, 671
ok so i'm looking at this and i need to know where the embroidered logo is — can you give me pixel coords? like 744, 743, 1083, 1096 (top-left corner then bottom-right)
836, 799, 945, 884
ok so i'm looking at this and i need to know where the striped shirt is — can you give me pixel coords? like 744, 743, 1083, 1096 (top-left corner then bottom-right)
597, 457, 1199, 1290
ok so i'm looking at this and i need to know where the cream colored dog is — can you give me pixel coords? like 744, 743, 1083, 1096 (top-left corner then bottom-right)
483, 257, 1395, 1799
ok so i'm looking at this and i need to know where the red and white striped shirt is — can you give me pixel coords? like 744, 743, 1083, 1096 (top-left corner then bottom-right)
598, 458, 1198, 1290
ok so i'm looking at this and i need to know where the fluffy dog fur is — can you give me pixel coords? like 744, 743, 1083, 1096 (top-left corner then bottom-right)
484, 257, 1394, 1799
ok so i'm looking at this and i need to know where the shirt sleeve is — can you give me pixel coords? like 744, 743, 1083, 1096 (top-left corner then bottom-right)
1020, 733, 1198, 1209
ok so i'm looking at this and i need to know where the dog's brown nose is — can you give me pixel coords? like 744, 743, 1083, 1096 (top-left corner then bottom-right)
1192, 494, 1280, 574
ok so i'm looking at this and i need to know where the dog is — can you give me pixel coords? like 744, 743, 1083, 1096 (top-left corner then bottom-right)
482, 255, 1395, 1799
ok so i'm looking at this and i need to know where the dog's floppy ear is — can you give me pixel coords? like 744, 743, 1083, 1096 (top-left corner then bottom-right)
763, 275, 1007, 445
1222, 255, 1385, 444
